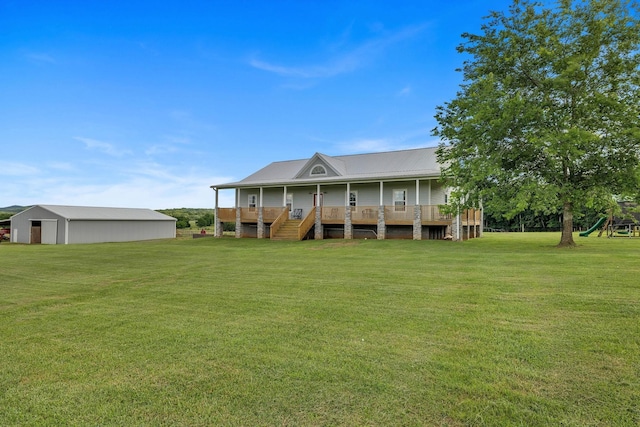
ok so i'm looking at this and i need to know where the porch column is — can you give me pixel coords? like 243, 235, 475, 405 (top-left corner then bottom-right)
283, 186, 288, 219
454, 205, 461, 241
315, 184, 323, 240
345, 182, 352, 239
480, 199, 484, 237
413, 180, 421, 240
235, 188, 242, 238
214, 187, 223, 238
257, 187, 264, 239
378, 181, 385, 240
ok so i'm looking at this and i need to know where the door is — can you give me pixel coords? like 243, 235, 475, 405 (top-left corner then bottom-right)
30, 221, 42, 244
313, 193, 323, 207
41, 220, 58, 244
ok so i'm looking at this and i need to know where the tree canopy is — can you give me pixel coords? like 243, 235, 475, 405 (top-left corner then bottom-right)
434, 0, 640, 246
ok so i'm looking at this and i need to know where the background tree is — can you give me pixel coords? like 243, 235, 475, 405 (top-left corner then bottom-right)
196, 212, 215, 228
434, 0, 640, 247
173, 215, 191, 229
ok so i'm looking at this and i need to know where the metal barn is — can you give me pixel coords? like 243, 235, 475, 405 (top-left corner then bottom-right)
10, 205, 176, 244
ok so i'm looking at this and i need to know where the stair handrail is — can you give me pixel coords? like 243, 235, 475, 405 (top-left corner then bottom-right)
269, 207, 289, 239
297, 207, 316, 240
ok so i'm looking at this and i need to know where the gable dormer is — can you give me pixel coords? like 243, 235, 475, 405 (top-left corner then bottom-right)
294, 153, 346, 179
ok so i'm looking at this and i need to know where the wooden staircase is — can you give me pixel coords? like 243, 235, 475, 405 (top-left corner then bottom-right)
271, 219, 303, 241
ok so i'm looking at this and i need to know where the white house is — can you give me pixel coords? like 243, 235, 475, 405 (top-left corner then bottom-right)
211, 147, 482, 241
10, 205, 176, 244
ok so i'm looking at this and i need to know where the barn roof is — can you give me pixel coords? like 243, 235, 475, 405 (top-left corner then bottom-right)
21, 205, 176, 221
213, 147, 441, 189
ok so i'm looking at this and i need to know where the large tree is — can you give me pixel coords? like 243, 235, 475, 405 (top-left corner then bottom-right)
434, 0, 640, 247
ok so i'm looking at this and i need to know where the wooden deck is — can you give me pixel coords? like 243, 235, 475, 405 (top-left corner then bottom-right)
217, 205, 481, 227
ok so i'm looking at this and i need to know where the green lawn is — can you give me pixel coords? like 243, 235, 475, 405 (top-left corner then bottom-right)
1, 233, 638, 426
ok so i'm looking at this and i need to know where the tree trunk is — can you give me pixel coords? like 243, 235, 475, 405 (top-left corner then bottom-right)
558, 201, 576, 247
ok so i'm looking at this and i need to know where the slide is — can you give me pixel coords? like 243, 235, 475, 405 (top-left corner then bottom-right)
579, 217, 607, 237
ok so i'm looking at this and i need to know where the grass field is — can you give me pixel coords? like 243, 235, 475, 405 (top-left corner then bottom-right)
1, 233, 638, 426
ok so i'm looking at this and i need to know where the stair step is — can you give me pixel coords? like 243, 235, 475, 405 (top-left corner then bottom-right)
271, 219, 306, 241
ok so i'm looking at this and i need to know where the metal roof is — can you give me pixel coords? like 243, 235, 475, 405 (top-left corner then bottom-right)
21, 205, 176, 221
213, 147, 441, 189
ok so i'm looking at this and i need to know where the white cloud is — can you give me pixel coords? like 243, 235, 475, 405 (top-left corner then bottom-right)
3, 149, 235, 209
5, 167, 235, 210
145, 144, 179, 156
24, 52, 56, 64
75, 137, 133, 157
397, 85, 412, 96
337, 138, 397, 154
333, 129, 438, 155
145, 135, 192, 156
249, 23, 429, 80
48, 162, 76, 171
0, 163, 40, 176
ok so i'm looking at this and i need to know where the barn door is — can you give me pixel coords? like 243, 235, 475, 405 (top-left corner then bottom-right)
30, 221, 42, 244
41, 220, 58, 244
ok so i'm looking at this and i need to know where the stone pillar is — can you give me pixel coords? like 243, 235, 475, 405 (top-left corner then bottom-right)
377, 206, 385, 240
413, 205, 422, 240
215, 207, 223, 238
235, 207, 242, 238
257, 206, 264, 239
314, 207, 323, 240
451, 212, 460, 241
344, 207, 352, 239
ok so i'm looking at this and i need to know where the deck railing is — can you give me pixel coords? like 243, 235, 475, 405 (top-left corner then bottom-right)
263, 207, 284, 222
298, 208, 316, 240
351, 206, 378, 223
321, 206, 345, 222
384, 206, 414, 224
461, 208, 482, 225
269, 208, 289, 239
222, 205, 455, 224
421, 205, 452, 222
240, 207, 258, 221
217, 208, 236, 222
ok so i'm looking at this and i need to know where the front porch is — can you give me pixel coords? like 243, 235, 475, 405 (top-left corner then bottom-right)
215, 205, 482, 241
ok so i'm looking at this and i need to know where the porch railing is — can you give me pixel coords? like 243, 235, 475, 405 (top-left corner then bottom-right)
321, 206, 345, 222
223, 205, 455, 224
269, 208, 289, 239
384, 205, 414, 224
298, 208, 316, 240
351, 206, 379, 223
461, 208, 482, 225
217, 208, 236, 222
240, 207, 258, 222
421, 205, 452, 222
263, 207, 284, 222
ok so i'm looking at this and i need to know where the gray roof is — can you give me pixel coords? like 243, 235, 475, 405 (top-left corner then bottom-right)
21, 205, 176, 221
213, 147, 441, 188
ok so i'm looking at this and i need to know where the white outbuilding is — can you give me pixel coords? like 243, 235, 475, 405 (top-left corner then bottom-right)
10, 205, 176, 244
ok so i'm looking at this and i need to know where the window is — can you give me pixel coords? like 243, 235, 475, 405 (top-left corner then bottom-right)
393, 189, 407, 211
349, 191, 358, 210
310, 164, 327, 176
248, 194, 257, 211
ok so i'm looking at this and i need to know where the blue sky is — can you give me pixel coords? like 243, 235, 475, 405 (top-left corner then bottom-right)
1, 0, 513, 209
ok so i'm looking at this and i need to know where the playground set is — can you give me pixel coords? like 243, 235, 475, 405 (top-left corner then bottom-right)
579, 201, 640, 238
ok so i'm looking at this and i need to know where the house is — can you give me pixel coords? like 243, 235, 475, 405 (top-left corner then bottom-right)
211, 147, 482, 241
10, 205, 176, 244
